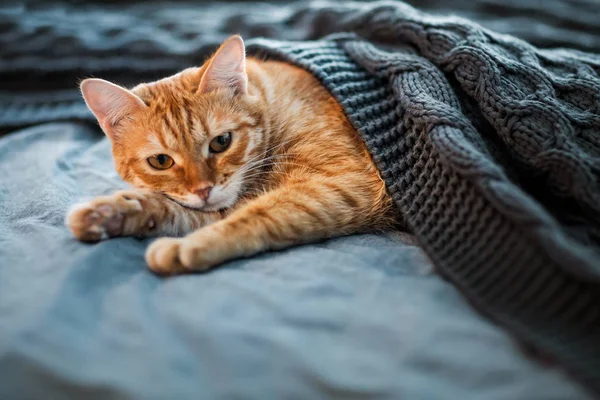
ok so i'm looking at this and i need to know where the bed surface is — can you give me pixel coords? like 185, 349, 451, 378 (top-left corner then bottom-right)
1, 0, 599, 398
0, 122, 590, 399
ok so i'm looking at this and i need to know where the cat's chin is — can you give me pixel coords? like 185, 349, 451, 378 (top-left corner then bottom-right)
165, 194, 235, 212
202, 198, 234, 212
163, 195, 205, 211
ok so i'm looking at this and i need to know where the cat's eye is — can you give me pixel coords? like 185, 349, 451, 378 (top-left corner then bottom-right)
147, 154, 174, 170
209, 132, 232, 154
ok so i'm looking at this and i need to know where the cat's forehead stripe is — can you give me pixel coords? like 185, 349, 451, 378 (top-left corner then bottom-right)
204, 111, 220, 135
158, 118, 179, 149
181, 102, 194, 134
202, 111, 257, 136
192, 119, 206, 141
198, 114, 210, 138
148, 132, 165, 150
163, 130, 180, 150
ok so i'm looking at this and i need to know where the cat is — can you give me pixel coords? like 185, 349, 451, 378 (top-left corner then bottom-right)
67, 35, 394, 275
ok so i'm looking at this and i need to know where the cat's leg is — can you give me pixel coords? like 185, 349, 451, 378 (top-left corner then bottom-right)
67, 189, 221, 242
146, 176, 387, 275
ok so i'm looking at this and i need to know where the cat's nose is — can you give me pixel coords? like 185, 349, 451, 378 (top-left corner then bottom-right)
194, 186, 213, 201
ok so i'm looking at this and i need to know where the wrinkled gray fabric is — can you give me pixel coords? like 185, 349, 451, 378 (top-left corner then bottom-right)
2, 0, 600, 398
0, 122, 591, 400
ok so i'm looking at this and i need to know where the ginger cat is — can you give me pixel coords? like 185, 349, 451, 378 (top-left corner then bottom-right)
67, 35, 393, 275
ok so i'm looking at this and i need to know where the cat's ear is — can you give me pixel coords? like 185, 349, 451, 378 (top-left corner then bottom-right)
80, 78, 147, 140
198, 35, 248, 95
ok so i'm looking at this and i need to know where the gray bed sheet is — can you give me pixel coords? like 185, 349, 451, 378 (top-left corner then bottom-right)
0, 122, 591, 399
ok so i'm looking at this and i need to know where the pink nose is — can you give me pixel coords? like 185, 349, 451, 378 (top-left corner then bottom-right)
194, 186, 213, 201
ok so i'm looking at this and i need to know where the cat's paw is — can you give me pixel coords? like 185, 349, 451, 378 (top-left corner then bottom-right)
145, 237, 217, 275
67, 190, 152, 242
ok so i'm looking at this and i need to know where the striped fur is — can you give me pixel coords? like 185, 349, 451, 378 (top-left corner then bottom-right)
67, 35, 394, 274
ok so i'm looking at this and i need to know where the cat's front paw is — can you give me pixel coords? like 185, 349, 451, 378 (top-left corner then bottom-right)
67, 190, 153, 242
145, 236, 218, 275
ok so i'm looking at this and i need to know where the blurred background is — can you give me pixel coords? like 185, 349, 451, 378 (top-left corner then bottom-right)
1, 0, 599, 134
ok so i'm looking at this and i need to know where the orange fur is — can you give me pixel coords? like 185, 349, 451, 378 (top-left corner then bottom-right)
67, 35, 394, 274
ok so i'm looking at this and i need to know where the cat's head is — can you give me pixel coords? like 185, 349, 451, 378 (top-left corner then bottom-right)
80, 35, 266, 211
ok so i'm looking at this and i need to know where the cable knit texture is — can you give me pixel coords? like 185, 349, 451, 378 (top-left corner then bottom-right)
245, 7, 600, 395
2, 0, 600, 395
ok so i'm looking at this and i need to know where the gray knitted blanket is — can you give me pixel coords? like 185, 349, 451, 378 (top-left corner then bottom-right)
2, 0, 600, 395
246, 4, 600, 394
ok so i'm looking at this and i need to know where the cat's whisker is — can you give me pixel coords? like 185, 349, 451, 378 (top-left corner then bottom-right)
235, 152, 290, 173
269, 161, 321, 172
242, 153, 294, 169
232, 156, 315, 186
244, 138, 290, 162
238, 158, 294, 177
239, 172, 272, 181
244, 136, 299, 164
228, 153, 296, 184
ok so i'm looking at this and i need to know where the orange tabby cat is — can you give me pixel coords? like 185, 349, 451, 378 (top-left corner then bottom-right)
67, 35, 393, 275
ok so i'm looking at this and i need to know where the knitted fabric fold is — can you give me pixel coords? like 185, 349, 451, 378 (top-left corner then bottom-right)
247, 24, 600, 394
